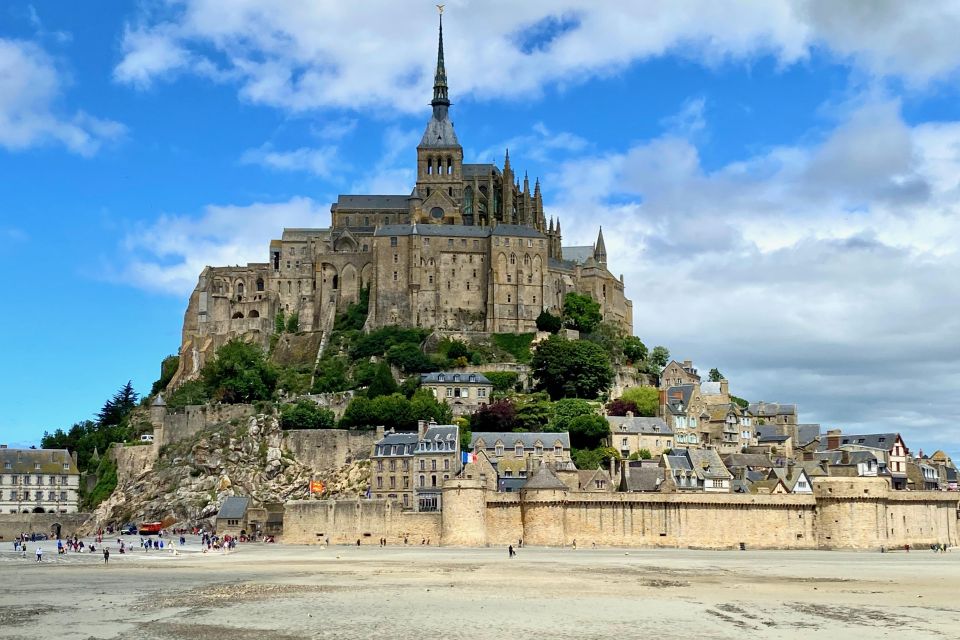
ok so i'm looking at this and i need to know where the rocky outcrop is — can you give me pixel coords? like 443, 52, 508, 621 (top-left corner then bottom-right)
89, 413, 371, 530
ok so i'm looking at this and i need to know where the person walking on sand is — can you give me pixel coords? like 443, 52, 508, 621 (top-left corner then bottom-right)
35, 547, 42, 562
508, 545, 516, 558
103, 547, 110, 564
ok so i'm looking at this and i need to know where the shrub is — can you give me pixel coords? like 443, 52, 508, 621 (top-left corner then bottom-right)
351, 326, 429, 359
285, 312, 300, 333
535, 310, 562, 333
334, 286, 370, 332
619, 387, 659, 417
482, 371, 519, 393
201, 339, 278, 404
470, 399, 517, 432
605, 398, 639, 416
150, 355, 180, 396
492, 333, 535, 364
164, 379, 209, 409
280, 400, 336, 430
367, 362, 399, 398
386, 343, 436, 374
312, 357, 351, 394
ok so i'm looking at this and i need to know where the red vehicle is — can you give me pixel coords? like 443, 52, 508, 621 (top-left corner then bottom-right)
138, 522, 163, 535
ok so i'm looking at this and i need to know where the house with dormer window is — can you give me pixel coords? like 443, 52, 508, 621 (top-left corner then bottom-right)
420, 371, 493, 417
370, 420, 460, 511
605, 414, 674, 458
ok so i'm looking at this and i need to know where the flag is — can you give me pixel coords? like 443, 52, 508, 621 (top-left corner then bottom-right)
310, 480, 324, 493
461, 451, 477, 464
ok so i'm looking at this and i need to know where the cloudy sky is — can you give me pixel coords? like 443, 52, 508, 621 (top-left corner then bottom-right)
2, 1, 960, 459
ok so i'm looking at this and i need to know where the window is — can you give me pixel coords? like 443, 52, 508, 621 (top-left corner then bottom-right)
473, 240, 479, 249
34, 463, 40, 470
393, 271, 398, 281
534, 444, 543, 455
393, 253, 399, 263
389, 460, 396, 472
431, 460, 437, 471
389, 476, 395, 489
377, 477, 383, 489
495, 444, 504, 456
554, 445, 562, 456
622, 437, 628, 447
419, 460, 425, 471
431, 475, 437, 487
448, 239, 454, 248
515, 444, 523, 457
446, 388, 453, 398
444, 459, 449, 471
390, 237, 398, 247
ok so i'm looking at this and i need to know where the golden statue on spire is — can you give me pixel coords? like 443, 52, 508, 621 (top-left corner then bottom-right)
437, 4, 444, 14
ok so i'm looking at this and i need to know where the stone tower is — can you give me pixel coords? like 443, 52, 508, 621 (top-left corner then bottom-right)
415, 12, 464, 224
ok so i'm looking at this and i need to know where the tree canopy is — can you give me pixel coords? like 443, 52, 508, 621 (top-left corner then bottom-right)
708, 368, 725, 382
619, 386, 659, 417
531, 335, 614, 400
367, 362, 399, 398
201, 339, 277, 403
535, 309, 563, 334
562, 292, 602, 334
279, 400, 336, 430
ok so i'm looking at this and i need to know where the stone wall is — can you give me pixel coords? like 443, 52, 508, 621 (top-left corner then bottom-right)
282, 428, 378, 473
157, 404, 257, 448
111, 443, 157, 485
0, 512, 89, 540
283, 498, 441, 544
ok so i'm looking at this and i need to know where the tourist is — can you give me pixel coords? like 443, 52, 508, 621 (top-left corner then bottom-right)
35, 547, 42, 562
103, 547, 110, 564
508, 545, 515, 558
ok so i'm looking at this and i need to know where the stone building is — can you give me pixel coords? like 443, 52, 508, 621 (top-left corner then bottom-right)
606, 415, 674, 458
820, 431, 910, 490
659, 360, 701, 389
370, 421, 460, 511
0, 448, 80, 514
662, 384, 707, 447
469, 432, 571, 466
419, 371, 493, 417
170, 15, 632, 387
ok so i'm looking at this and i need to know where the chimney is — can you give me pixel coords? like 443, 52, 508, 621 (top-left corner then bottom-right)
720, 379, 729, 397
826, 429, 842, 450
418, 420, 428, 439
71, 450, 78, 466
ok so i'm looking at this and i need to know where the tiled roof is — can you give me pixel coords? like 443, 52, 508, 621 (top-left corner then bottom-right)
217, 496, 250, 520
373, 224, 490, 238
420, 372, 491, 385
491, 224, 545, 238
471, 432, 570, 450
335, 195, 410, 210
606, 416, 672, 435
522, 465, 567, 490
0, 448, 78, 475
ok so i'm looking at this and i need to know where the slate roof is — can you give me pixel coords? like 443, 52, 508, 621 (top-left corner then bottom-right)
606, 416, 673, 435
0, 448, 79, 475
471, 432, 571, 450
420, 114, 460, 148
217, 496, 250, 520
796, 424, 821, 445
422, 425, 459, 443
421, 372, 491, 385
755, 425, 787, 440
522, 464, 567, 490
373, 223, 490, 238
664, 384, 697, 414
829, 433, 902, 451
759, 434, 791, 444
700, 381, 723, 396
373, 432, 418, 457
621, 464, 665, 492
562, 245, 594, 265
747, 402, 797, 417
722, 453, 777, 469
685, 448, 733, 480
491, 224, 545, 238
335, 195, 410, 210
462, 163, 499, 177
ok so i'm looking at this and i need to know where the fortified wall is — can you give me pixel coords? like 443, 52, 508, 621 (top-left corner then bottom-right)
284, 477, 959, 550
0, 512, 89, 541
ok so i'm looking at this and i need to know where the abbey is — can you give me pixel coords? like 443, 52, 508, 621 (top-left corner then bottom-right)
175, 16, 631, 379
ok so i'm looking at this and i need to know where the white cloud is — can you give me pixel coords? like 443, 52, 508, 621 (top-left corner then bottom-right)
118, 197, 327, 295
547, 98, 960, 454
0, 38, 125, 155
240, 143, 339, 177
113, 2, 960, 113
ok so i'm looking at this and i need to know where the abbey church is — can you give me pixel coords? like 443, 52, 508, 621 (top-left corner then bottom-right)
175, 15, 632, 379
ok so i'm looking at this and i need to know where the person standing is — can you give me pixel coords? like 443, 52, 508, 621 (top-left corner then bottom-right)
103, 547, 110, 564
35, 547, 43, 562
508, 545, 515, 558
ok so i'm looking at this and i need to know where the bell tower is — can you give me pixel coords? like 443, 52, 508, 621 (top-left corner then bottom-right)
415, 7, 464, 223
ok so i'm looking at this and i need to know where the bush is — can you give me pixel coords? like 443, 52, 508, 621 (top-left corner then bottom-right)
280, 400, 336, 430
470, 399, 517, 432
492, 333, 535, 363
566, 413, 609, 450
338, 390, 450, 431
286, 312, 300, 333
531, 335, 614, 400
367, 362, 399, 398
334, 286, 370, 332
605, 398, 639, 416
386, 343, 436, 374
629, 449, 652, 460
276, 366, 312, 396
572, 446, 620, 471
312, 357, 351, 394
164, 379, 209, 409
535, 310, 562, 333
619, 387, 659, 417
483, 371, 520, 394
201, 339, 278, 403
275, 309, 286, 334
85, 456, 117, 510
351, 326, 429, 359
622, 336, 648, 364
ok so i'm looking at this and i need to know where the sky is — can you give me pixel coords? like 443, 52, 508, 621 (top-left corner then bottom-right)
2, 1, 960, 460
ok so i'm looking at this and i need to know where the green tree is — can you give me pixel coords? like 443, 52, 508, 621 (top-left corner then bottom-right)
708, 368, 725, 382
482, 371, 519, 394
649, 346, 670, 369
164, 379, 209, 409
274, 308, 286, 334
566, 413, 609, 450
367, 362, 399, 398
201, 339, 277, 403
444, 340, 471, 361
628, 448, 652, 461
535, 309, 562, 333
619, 386, 659, 417
339, 395, 375, 429
531, 335, 614, 400
562, 292, 602, 334
470, 399, 517, 432
97, 381, 139, 427
583, 321, 625, 362
386, 343, 436, 374
150, 355, 180, 397
312, 357, 351, 393
409, 388, 453, 425
622, 336, 648, 364
572, 446, 620, 470
280, 399, 336, 430
548, 398, 597, 433
334, 286, 370, 331
513, 395, 554, 432
285, 311, 300, 333
731, 395, 749, 409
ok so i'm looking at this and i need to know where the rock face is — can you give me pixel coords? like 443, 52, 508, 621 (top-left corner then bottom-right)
90, 413, 371, 530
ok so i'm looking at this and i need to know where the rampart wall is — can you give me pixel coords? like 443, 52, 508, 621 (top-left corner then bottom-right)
0, 513, 90, 541
282, 428, 377, 472
157, 404, 257, 447
283, 477, 959, 550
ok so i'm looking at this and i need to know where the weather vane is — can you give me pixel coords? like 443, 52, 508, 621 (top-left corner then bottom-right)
437, 4, 444, 14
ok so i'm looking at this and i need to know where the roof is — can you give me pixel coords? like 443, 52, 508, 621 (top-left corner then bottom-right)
0, 448, 79, 475
796, 424, 821, 445
700, 381, 723, 396
562, 245, 594, 265
217, 496, 251, 520
463, 163, 499, 177
335, 195, 410, 210
685, 448, 733, 479
606, 416, 673, 435
831, 433, 902, 451
578, 468, 612, 490
419, 113, 460, 148
622, 465, 665, 492
522, 465, 568, 490
491, 224, 545, 238
422, 425, 458, 443
664, 384, 697, 412
722, 453, 776, 469
747, 402, 797, 417
420, 372, 491, 385
373, 223, 490, 238
373, 432, 418, 457
756, 425, 787, 440
758, 434, 791, 444
471, 432, 571, 450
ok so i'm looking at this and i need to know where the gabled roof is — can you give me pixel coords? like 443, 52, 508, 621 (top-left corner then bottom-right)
621, 464, 665, 492
796, 424, 821, 446
374, 432, 418, 457
606, 416, 672, 435
471, 432, 570, 450
422, 425, 458, 442
821, 433, 903, 452
722, 453, 776, 469
562, 245, 594, 265
747, 402, 797, 417
491, 224, 545, 238
664, 384, 697, 409
217, 496, 250, 520
335, 195, 410, 210
0, 448, 78, 475
523, 464, 568, 490
421, 372, 491, 384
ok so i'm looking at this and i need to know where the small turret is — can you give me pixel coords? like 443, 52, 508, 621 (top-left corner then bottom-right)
594, 227, 607, 266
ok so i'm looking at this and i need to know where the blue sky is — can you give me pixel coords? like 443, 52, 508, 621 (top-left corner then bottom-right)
3, 1, 960, 461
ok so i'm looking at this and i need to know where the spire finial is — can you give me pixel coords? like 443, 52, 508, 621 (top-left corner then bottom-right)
431, 7, 450, 112
594, 226, 607, 265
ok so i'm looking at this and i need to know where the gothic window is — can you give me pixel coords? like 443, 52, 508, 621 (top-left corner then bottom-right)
463, 186, 473, 215
249, 310, 260, 318
256, 278, 264, 292
427, 158, 432, 175
237, 282, 245, 295
524, 254, 530, 265
332, 275, 339, 289
510, 254, 516, 265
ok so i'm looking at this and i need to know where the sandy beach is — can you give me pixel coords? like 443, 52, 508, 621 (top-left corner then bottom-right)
1, 539, 958, 639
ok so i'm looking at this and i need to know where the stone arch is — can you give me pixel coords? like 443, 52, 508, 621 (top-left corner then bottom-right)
532, 254, 543, 277
256, 277, 264, 292
248, 309, 260, 318
334, 235, 358, 252
320, 264, 339, 294
235, 280, 245, 296
232, 311, 244, 319
497, 253, 507, 280
32, 506, 45, 513
360, 263, 373, 290
341, 263, 359, 305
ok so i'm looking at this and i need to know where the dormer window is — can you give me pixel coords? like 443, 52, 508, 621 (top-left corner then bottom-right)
495, 444, 504, 456
515, 443, 524, 457
438, 374, 445, 382
469, 375, 476, 383
453, 374, 460, 382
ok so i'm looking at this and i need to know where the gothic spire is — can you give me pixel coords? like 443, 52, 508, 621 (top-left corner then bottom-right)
594, 226, 607, 265
431, 10, 450, 111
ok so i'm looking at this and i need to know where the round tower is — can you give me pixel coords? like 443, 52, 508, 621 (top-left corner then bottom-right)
441, 477, 487, 546
813, 477, 888, 550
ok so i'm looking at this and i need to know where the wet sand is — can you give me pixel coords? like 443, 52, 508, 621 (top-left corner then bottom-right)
1, 539, 958, 639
